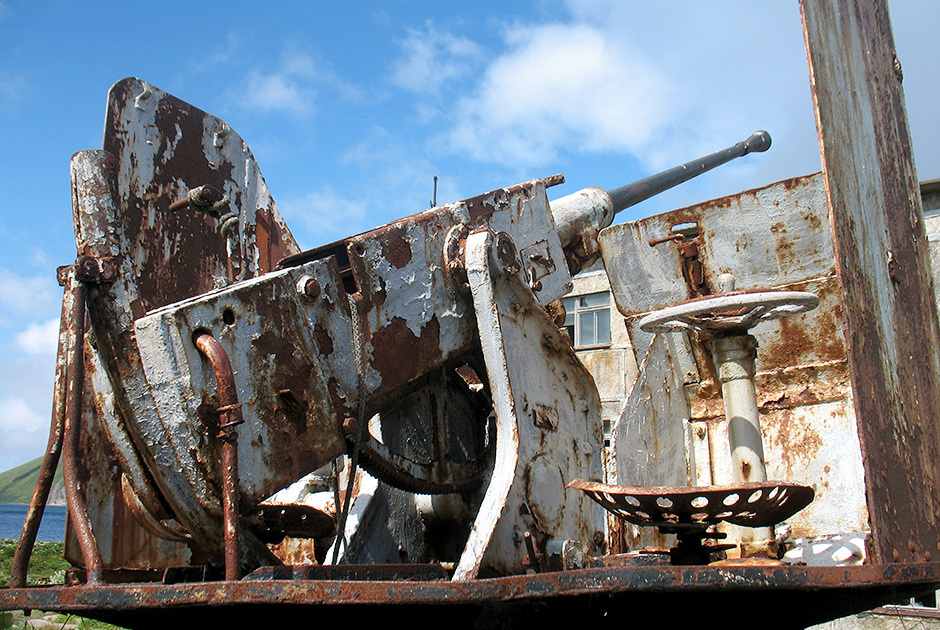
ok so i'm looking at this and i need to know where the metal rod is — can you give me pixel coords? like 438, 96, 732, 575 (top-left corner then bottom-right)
60, 275, 104, 584
193, 333, 244, 581
607, 130, 771, 215
711, 334, 767, 484
711, 333, 772, 550
10, 282, 73, 587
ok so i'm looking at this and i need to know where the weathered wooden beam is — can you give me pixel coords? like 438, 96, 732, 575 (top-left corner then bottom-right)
801, 0, 940, 564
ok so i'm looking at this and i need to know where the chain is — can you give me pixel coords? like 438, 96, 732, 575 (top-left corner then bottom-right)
331, 294, 369, 565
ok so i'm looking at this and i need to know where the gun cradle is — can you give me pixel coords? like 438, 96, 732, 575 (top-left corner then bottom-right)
130, 175, 604, 577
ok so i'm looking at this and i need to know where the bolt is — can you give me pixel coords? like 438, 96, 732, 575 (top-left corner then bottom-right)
342, 417, 359, 436
648, 233, 685, 247
717, 273, 736, 293
298, 276, 321, 300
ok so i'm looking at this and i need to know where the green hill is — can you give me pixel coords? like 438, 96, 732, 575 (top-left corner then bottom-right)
0, 456, 65, 505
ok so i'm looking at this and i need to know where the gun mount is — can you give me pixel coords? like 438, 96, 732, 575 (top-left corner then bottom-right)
4, 69, 940, 630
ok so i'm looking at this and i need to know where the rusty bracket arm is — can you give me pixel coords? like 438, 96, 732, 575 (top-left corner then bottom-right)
10, 272, 78, 587
648, 233, 711, 298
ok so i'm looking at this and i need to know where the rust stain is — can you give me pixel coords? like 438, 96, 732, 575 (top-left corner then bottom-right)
762, 409, 823, 474
370, 316, 442, 391
800, 209, 823, 231
327, 377, 351, 428
311, 325, 334, 356
381, 227, 413, 269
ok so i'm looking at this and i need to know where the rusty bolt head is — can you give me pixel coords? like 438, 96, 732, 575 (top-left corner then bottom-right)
73, 255, 118, 284
297, 276, 321, 300
593, 530, 606, 547
494, 232, 520, 275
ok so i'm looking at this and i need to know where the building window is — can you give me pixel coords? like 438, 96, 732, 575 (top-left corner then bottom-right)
563, 291, 611, 348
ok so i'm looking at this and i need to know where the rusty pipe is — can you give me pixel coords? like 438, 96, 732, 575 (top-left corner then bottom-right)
10, 281, 74, 587
168, 184, 226, 214
194, 333, 244, 581
59, 275, 104, 584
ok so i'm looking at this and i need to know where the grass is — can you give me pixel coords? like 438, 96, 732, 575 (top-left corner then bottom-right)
0, 540, 126, 630
0, 539, 70, 586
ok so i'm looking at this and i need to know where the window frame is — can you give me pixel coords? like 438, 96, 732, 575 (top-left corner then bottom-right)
562, 291, 612, 350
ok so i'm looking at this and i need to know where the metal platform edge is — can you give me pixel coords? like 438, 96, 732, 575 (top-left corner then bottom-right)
3, 562, 940, 629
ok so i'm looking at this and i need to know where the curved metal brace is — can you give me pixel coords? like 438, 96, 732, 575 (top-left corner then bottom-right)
356, 435, 495, 495
348, 361, 496, 495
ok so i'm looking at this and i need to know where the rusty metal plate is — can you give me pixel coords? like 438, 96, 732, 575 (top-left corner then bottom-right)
103, 77, 299, 304
134, 258, 350, 506
599, 173, 868, 549
71, 78, 302, 564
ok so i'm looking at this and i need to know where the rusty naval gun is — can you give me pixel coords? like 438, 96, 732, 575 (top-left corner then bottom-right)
4, 78, 940, 629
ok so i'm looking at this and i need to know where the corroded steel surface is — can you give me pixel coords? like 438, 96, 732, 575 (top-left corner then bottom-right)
801, 0, 940, 564
70, 78, 303, 567
134, 259, 350, 506
59, 276, 103, 583
3, 564, 940, 629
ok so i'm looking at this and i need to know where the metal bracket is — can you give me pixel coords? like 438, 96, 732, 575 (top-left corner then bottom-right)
453, 230, 604, 580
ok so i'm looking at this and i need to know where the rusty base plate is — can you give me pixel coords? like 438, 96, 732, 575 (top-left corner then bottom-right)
568, 480, 814, 529
2, 563, 939, 629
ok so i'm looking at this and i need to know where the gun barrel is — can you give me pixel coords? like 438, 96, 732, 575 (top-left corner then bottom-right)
607, 130, 771, 214
550, 131, 771, 252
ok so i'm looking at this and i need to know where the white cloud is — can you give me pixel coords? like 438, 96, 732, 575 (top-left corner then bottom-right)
0, 268, 57, 316
240, 49, 363, 118
278, 187, 370, 247
243, 52, 319, 117
0, 396, 44, 433
426, 1, 826, 215
15, 318, 59, 356
0, 395, 48, 473
392, 21, 481, 95
445, 23, 674, 169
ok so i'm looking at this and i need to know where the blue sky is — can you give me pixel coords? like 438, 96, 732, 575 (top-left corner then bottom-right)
0, 1, 937, 473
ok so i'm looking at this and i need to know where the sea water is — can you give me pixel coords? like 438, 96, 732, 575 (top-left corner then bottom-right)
0, 503, 66, 542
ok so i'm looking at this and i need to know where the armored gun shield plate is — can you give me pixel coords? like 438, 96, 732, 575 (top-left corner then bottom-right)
75, 78, 305, 562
